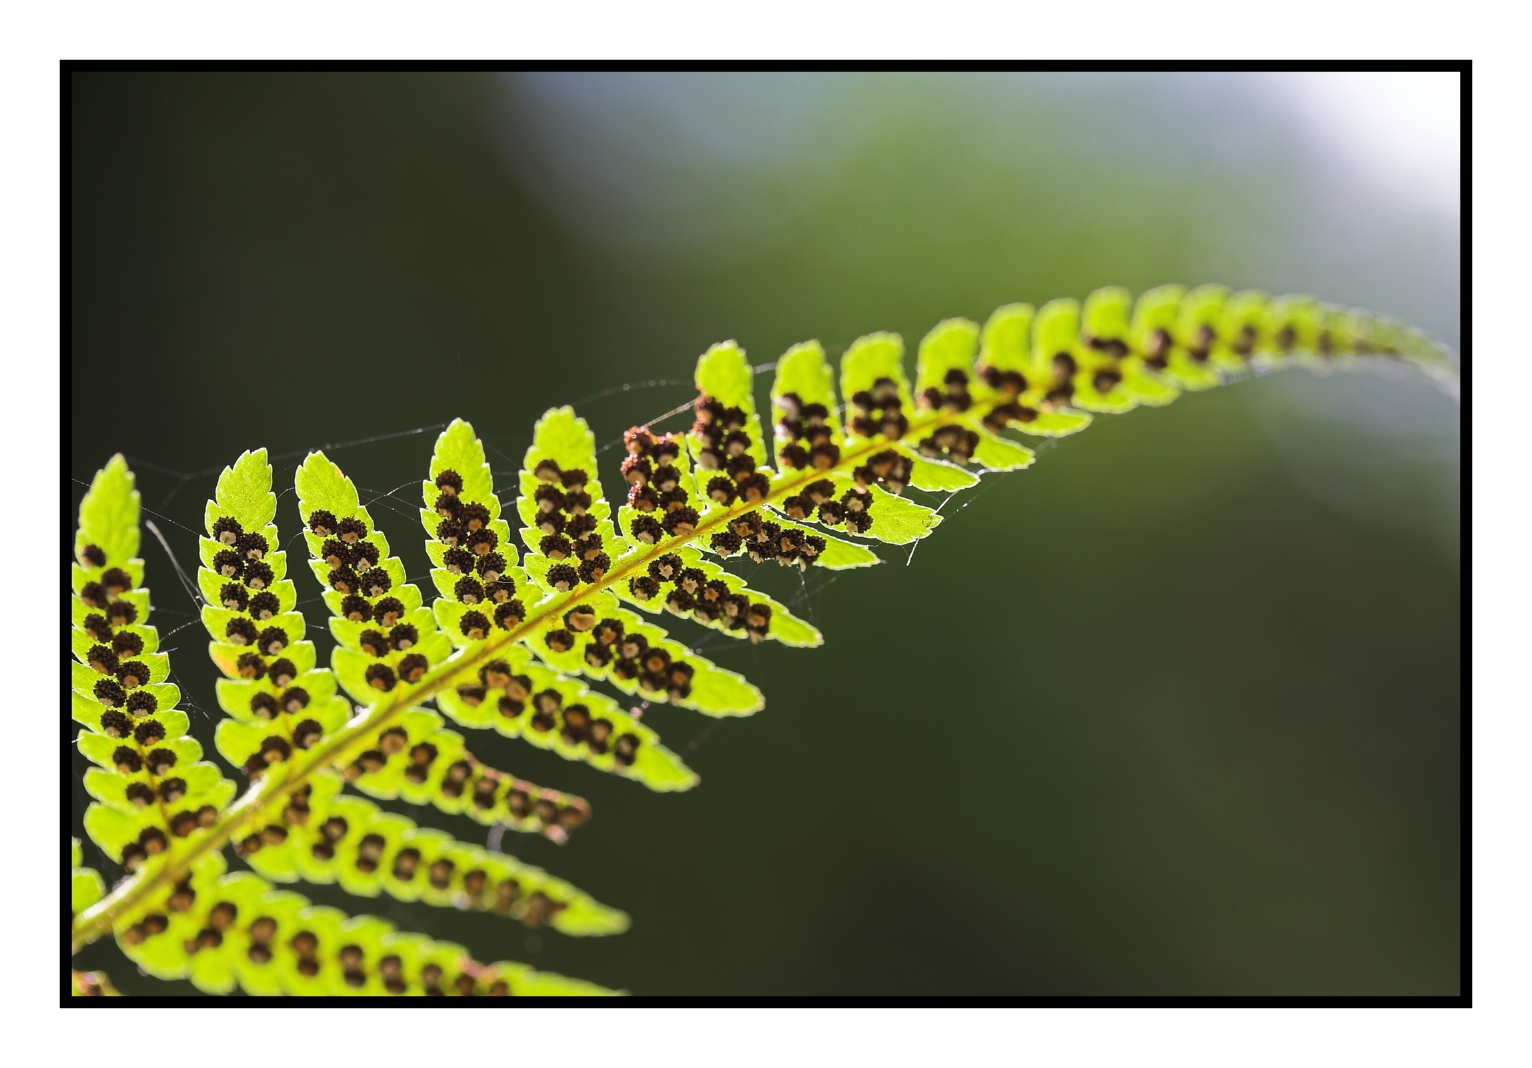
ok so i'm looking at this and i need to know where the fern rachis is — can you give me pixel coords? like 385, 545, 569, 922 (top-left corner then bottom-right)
69, 284, 1455, 995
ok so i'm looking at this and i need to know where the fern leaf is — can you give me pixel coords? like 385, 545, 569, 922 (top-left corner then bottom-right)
293, 449, 458, 731
339, 708, 594, 841
73, 286, 1453, 992
412, 415, 705, 783
193, 448, 356, 796
71, 837, 105, 917
421, 417, 529, 641
428, 287, 1451, 764
974, 303, 1094, 435
517, 405, 772, 709
765, 342, 888, 564
536, 601, 767, 715
438, 637, 702, 787
281, 451, 624, 873
1127, 284, 1218, 392
108, 849, 617, 995
71, 456, 621, 993
70, 457, 239, 874
226, 770, 626, 935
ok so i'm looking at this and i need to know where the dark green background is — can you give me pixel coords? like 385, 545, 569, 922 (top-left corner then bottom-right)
70, 72, 1461, 995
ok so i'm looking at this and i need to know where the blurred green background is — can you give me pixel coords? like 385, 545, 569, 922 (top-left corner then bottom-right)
69, 72, 1460, 996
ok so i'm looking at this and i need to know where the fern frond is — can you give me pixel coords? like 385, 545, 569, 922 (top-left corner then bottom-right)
293, 451, 455, 707
208, 449, 616, 916
73, 285, 1453, 974
420, 417, 530, 639
70, 456, 621, 991
973, 303, 1096, 433
437, 636, 701, 788
298, 437, 703, 793
515, 406, 769, 711
71, 456, 239, 874
198, 450, 591, 840
111, 848, 616, 995
217, 770, 627, 935
196, 449, 351, 778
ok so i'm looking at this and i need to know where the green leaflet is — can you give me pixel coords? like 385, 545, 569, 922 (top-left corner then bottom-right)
1180, 286, 1255, 372
71, 457, 241, 872
437, 641, 700, 789
617, 542, 823, 648
203, 448, 278, 535
690, 340, 771, 483
1014, 408, 1095, 437
71, 863, 123, 995
109, 850, 619, 996
292, 451, 360, 518
1222, 289, 1274, 356
695, 338, 757, 407
1176, 283, 1230, 348
422, 417, 523, 646
426, 416, 499, 504
536, 596, 767, 715
764, 343, 897, 558
1033, 297, 1081, 369
978, 302, 1034, 371
914, 317, 982, 396
74, 454, 140, 573
808, 529, 881, 568
863, 484, 942, 542
841, 331, 913, 425
72, 838, 105, 916
517, 407, 622, 596
1070, 374, 1138, 414
767, 340, 847, 478
516, 406, 808, 665
766, 336, 944, 548
297, 451, 454, 709
233, 771, 625, 935
787, 473, 943, 546
198, 449, 349, 776
1130, 283, 1184, 352
322, 703, 593, 842
620, 400, 839, 634
393, 727, 593, 840
1083, 285, 1133, 343
906, 452, 981, 491
287, 442, 599, 840
1120, 364, 1181, 407
675, 546, 822, 647
972, 431, 1035, 472
1268, 294, 1322, 353
771, 340, 842, 442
